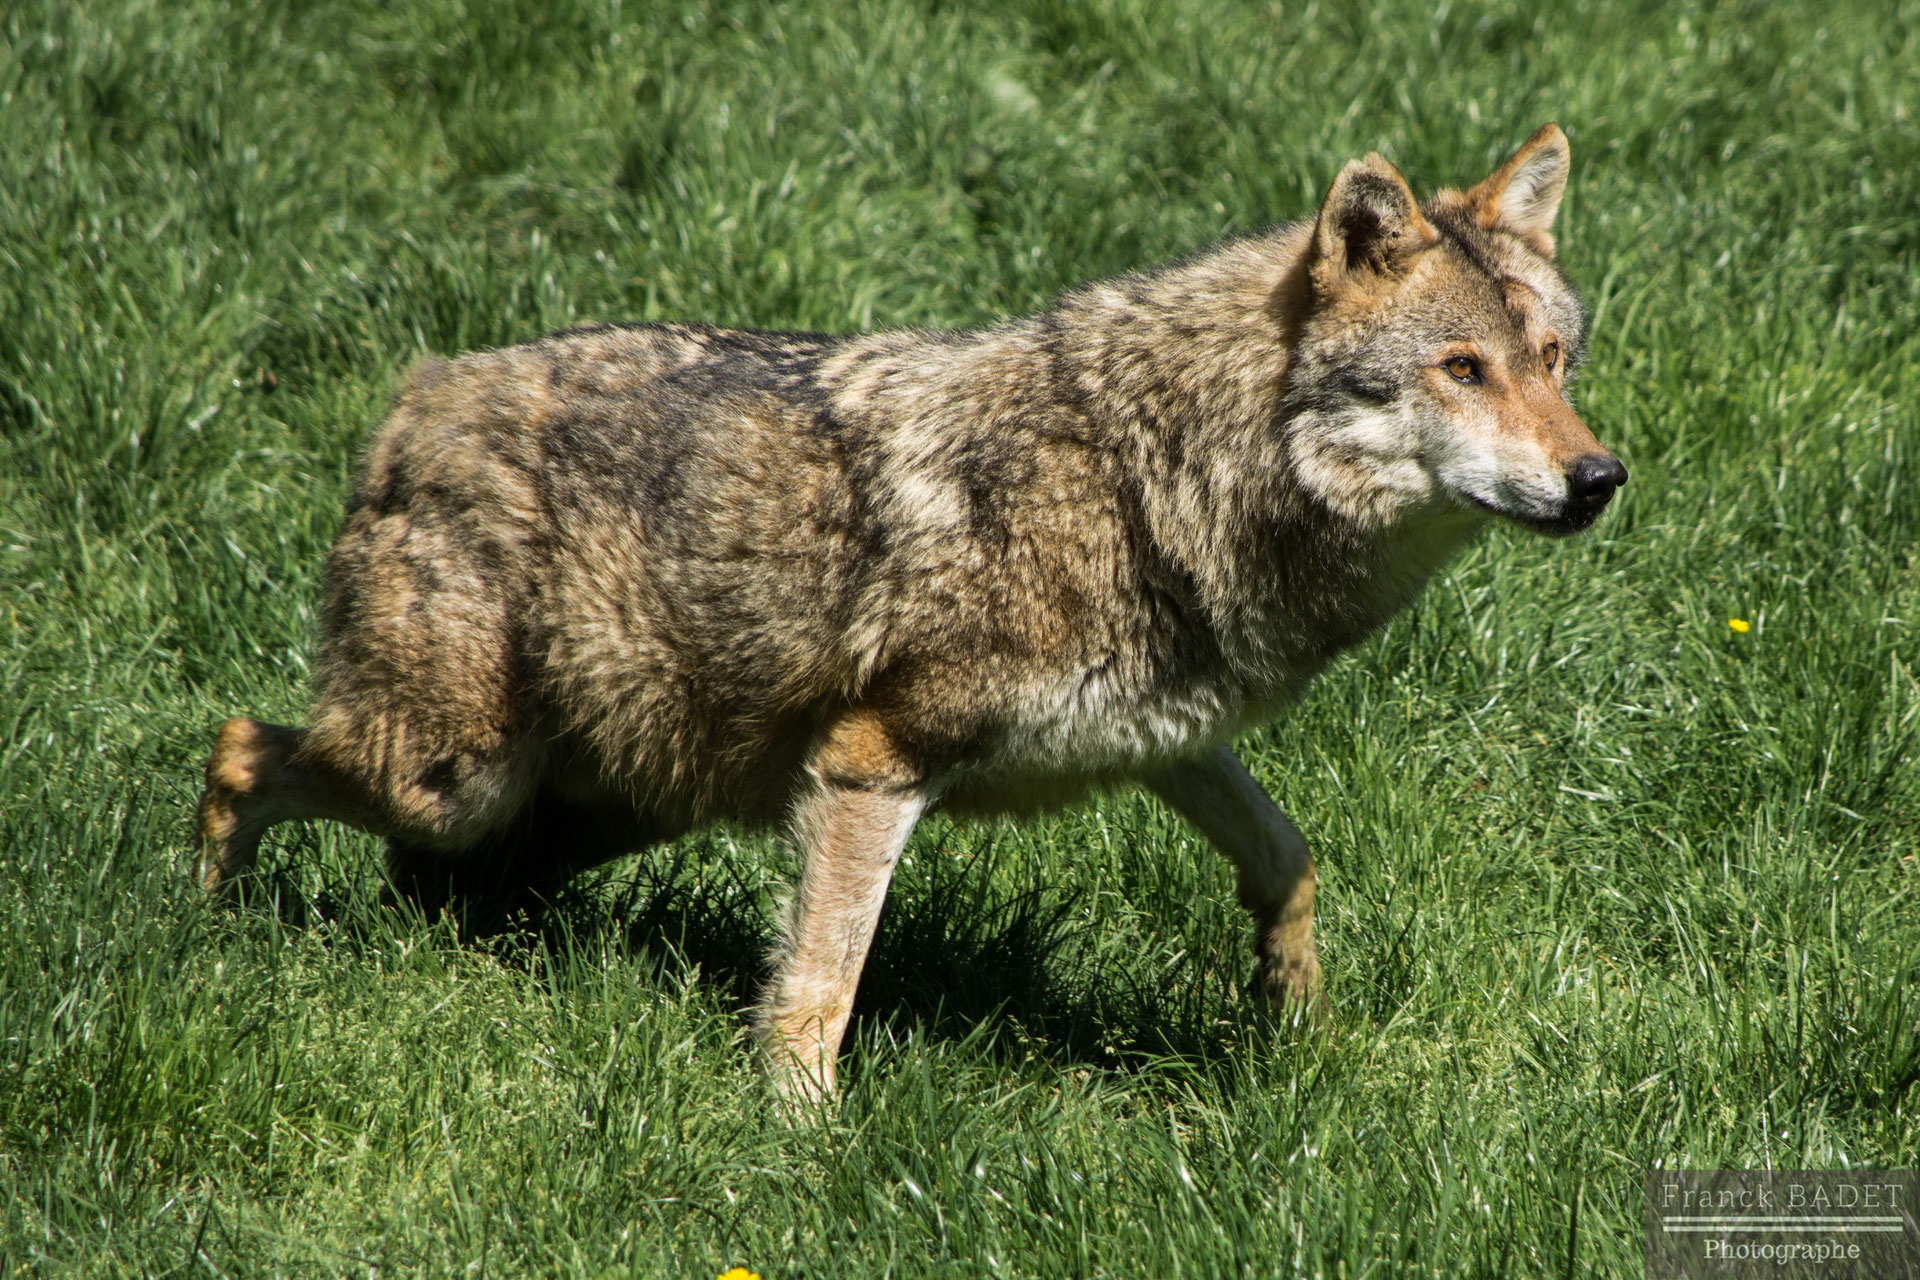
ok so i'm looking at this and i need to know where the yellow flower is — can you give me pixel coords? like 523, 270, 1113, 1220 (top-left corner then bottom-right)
717, 1270, 761, 1280
1728, 617, 1751, 633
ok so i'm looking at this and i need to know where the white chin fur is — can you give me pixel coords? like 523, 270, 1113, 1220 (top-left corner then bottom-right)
1435, 450, 1568, 525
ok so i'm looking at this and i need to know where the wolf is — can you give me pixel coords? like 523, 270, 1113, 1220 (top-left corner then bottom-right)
197, 125, 1624, 1099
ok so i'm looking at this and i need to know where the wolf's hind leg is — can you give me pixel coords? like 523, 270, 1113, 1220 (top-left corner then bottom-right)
1148, 745, 1323, 1019
196, 717, 386, 894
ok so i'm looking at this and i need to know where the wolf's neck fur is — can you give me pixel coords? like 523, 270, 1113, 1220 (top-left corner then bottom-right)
1045, 225, 1480, 684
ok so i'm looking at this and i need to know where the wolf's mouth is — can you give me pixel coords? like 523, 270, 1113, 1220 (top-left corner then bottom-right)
1459, 491, 1601, 538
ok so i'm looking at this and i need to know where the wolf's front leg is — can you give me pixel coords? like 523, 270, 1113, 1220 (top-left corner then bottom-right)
760, 713, 929, 1103
1148, 745, 1323, 1018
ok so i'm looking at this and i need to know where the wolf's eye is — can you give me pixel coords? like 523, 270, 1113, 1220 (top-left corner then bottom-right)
1543, 340, 1560, 372
1444, 355, 1480, 384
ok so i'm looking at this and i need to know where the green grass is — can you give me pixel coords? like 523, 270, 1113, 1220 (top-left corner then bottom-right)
3, 0, 1917, 1274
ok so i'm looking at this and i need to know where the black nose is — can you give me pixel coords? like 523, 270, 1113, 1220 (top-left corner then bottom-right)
1567, 454, 1627, 507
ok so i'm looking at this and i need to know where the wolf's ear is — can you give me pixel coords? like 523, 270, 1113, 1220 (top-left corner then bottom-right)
1465, 124, 1570, 256
1310, 154, 1438, 290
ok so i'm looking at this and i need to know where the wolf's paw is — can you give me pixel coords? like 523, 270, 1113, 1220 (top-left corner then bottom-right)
1252, 956, 1327, 1028
194, 717, 276, 894
764, 1054, 843, 1127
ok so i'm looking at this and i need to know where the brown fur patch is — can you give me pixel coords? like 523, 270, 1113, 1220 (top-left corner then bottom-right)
812, 707, 921, 790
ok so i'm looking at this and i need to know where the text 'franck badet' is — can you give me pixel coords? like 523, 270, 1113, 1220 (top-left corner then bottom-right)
1644, 1170, 1917, 1279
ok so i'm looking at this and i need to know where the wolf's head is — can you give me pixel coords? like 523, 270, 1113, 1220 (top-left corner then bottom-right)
1282, 125, 1624, 537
